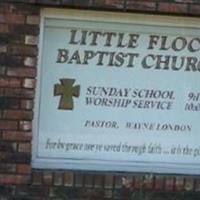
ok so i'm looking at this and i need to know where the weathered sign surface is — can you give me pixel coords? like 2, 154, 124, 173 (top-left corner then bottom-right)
33, 9, 200, 174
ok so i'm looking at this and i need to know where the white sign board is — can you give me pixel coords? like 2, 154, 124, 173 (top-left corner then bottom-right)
33, 9, 200, 174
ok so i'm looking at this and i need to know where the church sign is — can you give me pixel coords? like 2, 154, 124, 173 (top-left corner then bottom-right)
32, 9, 200, 174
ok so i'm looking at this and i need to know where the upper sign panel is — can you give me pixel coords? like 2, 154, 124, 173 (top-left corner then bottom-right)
33, 9, 200, 174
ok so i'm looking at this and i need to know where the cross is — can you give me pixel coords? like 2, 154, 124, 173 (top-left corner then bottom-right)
54, 78, 80, 110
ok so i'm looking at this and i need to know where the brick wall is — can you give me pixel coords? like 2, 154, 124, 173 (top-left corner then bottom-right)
1, 0, 200, 199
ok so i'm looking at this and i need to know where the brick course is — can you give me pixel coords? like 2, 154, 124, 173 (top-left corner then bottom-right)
1, 0, 200, 199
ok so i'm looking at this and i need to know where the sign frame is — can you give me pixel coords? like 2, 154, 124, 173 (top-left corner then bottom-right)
32, 8, 200, 175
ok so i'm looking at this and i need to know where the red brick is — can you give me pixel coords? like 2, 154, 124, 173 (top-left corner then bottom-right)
3, 110, 33, 120
32, 171, 43, 185
84, 174, 94, 188
9, 3, 40, 15
43, 171, 53, 185
158, 3, 188, 14
8, 45, 37, 56
133, 176, 143, 189
18, 142, 31, 153
176, 0, 197, 3
71, 0, 93, 7
143, 175, 154, 190
165, 177, 174, 191
7, 67, 37, 78
189, 4, 200, 15
175, 177, 184, 191
20, 99, 34, 110
2, 131, 32, 141
0, 174, 30, 185
0, 54, 23, 67
54, 172, 63, 186
154, 176, 164, 190
114, 176, 122, 189
0, 120, 18, 130
195, 179, 200, 191
16, 164, 31, 174
94, 175, 103, 188
0, 88, 4, 96
0, 97, 20, 109
104, 175, 114, 189
0, 67, 6, 75
0, 45, 7, 53
0, 141, 17, 152
1, 34, 24, 45
4, 88, 35, 98
104, 190, 112, 199
0, 77, 21, 88
10, 24, 39, 36
0, 151, 31, 163
34, 0, 62, 6
127, 1, 156, 11
94, 0, 124, 9
64, 172, 74, 186
0, 24, 9, 33
0, 164, 16, 173
0, 14, 25, 24
74, 173, 84, 187
26, 15, 40, 25
0, 3, 10, 13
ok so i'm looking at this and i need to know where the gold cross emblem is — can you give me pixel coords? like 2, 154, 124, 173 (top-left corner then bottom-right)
54, 78, 80, 110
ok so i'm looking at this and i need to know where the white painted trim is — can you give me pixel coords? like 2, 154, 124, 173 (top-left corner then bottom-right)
32, 8, 45, 164
42, 8, 200, 28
